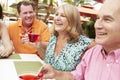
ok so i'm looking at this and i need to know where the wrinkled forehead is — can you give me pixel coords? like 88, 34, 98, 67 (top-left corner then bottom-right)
98, 0, 120, 16
102, 0, 120, 10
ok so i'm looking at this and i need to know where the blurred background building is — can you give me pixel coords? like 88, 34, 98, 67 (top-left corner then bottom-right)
0, 0, 104, 38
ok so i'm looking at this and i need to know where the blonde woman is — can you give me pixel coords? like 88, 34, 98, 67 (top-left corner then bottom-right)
43, 4, 94, 71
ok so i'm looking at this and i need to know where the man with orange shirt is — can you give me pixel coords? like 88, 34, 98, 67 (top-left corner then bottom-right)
7, 1, 50, 59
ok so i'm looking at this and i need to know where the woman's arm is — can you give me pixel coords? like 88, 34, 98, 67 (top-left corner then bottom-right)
36, 41, 49, 59
28, 40, 49, 59
0, 22, 13, 57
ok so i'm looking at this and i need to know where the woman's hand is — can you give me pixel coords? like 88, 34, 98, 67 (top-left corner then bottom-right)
0, 48, 11, 58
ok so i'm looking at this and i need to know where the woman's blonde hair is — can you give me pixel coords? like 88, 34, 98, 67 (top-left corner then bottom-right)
53, 4, 84, 42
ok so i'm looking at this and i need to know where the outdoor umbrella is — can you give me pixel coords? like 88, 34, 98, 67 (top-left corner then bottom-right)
77, 5, 98, 18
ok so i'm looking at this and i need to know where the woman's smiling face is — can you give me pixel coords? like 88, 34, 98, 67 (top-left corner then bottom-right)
54, 7, 68, 33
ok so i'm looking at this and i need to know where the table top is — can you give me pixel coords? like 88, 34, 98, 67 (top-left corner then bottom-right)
0, 54, 44, 80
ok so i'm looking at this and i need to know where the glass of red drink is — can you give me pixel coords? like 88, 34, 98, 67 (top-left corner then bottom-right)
28, 33, 39, 42
19, 73, 41, 80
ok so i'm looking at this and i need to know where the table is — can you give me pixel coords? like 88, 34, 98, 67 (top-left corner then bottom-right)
0, 54, 45, 80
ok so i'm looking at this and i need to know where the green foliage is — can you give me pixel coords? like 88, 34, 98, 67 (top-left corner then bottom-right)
63, 0, 75, 5
63, 0, 85, 6
79, 0, 84, 5
82, 19, 95, 38
43, 0, 47, 3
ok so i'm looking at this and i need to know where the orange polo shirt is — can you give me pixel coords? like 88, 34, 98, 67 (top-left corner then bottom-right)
8, 18, 50, 55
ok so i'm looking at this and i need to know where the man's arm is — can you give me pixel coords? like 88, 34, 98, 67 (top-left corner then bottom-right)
41, 64, 74, 80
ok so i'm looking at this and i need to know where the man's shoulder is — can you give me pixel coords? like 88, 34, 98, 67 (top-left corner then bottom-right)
82, 45, 103, 61
88, 45, 103, 52
8, 21, 19, 27
7, 21, 20, 31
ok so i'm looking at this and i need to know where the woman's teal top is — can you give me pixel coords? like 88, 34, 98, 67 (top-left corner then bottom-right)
44, 35, 92, 71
